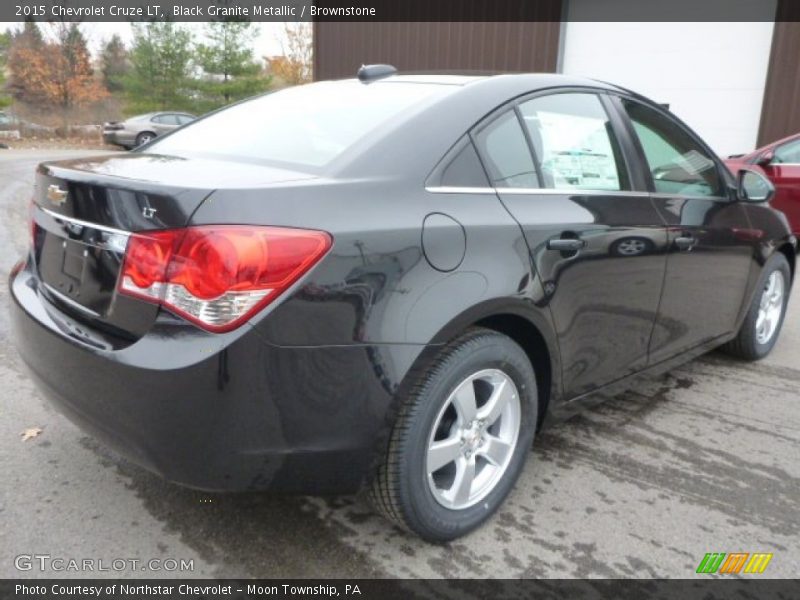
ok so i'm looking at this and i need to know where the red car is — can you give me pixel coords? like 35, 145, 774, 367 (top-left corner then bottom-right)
725, 133, 800, 235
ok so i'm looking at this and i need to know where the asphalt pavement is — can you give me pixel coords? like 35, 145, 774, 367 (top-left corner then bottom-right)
1, 149, 798, 579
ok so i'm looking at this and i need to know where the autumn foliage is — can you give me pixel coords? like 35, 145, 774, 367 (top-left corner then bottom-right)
1, 21, 312, 134
270, 23, 313, 86
8, 24, 107, 113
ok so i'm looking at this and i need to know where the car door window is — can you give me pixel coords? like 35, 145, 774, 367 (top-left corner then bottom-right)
773, 139, 800, 164
176, 114, 194, 125
153, 114, 178, 125
623, 100, 722, 197
473, 110, 539, 188
518, 93, 628, 191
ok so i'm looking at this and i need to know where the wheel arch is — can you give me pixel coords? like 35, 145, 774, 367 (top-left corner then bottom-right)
777, 242, 796, 282
411, 299, 561, 430
472, 314, 554, 430
364, 299, 561, 493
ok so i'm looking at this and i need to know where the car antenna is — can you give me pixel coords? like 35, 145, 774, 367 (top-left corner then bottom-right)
357, 64, 398, 83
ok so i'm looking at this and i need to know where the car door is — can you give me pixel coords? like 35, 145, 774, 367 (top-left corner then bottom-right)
151, 114, 176, 135
472, 91, 668, 399
763, 138, 800, 235
614, 97, 754, 363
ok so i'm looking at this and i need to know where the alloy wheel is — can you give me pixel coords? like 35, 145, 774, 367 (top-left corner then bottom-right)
426, 369, 521, 510
756, 270, 785, 345
616, 239, 647, 256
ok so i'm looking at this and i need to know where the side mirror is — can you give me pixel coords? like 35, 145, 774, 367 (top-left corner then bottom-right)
737, 168, 774, 203
755, 151, 774, 167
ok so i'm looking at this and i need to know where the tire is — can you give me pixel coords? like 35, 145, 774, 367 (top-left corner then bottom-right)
135, 131, 155, 146
610, 236, 653, 257
369, 328, 537, 541
721, 252, 791, 360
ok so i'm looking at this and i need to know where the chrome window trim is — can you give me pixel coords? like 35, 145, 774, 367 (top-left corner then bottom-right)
498, 188, 650, 197
649, 193, 729, 201
425, 186, 496, 194
425, 185, 728, 201
425, 185, 651, 198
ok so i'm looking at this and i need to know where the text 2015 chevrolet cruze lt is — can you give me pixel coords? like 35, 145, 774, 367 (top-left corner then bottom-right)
10, 67, 796, 541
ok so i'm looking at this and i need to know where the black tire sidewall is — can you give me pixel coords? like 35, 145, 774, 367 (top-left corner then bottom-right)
398, 333, 537, 541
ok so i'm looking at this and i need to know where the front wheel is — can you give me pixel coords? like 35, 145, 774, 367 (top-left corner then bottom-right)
369, 328, 537, 541
722, 253, 791, 360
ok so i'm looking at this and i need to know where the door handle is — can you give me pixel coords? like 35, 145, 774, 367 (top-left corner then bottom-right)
674, 235, 695, 251
547, 238, 586, 251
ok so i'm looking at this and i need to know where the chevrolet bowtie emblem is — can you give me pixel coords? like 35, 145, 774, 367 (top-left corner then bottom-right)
47, 184, 68, 206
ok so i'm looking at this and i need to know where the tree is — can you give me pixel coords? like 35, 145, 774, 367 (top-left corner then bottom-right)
7, 22, 106, 112
7, 21, 46, 104
271, 23, 313, 86
194, 21, 270, 110
124, 22, 194, 114
100, 34, 129, 93
0, 31, 13, 109
49, 24, 108, 111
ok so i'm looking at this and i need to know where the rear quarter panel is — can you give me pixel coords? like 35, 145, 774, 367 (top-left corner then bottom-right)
190, 180, 546, 349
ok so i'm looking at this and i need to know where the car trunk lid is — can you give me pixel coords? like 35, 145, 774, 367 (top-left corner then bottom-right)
31, 152, 316, 341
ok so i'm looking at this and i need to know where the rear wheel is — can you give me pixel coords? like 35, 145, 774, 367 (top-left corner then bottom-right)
370, 328, 537, 541
135, 131, 155, 146
722, 253, 791, 360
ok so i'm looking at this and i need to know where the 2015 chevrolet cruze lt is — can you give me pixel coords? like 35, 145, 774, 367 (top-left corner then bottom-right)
10, 68, 796, 541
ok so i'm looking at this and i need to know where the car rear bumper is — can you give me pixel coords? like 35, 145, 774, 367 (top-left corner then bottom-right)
10, 261, 405, 493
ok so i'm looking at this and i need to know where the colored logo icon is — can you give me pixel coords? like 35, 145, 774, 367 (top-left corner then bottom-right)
696, 552, 773, 574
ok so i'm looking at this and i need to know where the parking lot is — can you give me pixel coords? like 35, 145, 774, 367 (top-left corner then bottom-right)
1, 149, 798, 579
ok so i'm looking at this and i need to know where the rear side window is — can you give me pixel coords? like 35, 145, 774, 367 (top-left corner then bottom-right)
439, 140, 489, 187
473, 110, 539, 188
152, 114, 176, 125
623, 100, 722, 197
774, 138, 800, 164
148, 81, 453, 168
518, 93, 627, 191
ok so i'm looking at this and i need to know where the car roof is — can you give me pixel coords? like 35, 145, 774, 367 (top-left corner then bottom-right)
757, 131, 800, 154
326, 72, 636, 179
346, 72, 624, 93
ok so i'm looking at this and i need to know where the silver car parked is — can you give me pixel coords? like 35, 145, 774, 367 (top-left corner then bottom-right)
103, 112, 196, 148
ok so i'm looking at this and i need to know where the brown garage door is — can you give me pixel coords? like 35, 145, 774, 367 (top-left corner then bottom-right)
313, 19, 563, 81
758, 0, 800, 146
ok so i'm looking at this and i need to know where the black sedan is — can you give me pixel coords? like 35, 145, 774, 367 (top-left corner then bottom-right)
10, 67, 796, 541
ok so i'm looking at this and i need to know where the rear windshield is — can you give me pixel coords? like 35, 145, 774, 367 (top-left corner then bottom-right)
146, 81, 454, 169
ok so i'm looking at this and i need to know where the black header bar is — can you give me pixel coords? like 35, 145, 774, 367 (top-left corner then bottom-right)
3, 0, 795, 23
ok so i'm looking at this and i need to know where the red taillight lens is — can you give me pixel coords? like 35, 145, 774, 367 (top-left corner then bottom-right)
119, 226, 332, 332
124, 230, 180, 289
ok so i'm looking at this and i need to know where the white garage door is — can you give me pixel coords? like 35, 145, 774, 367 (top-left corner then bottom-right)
561, 0, 776, 157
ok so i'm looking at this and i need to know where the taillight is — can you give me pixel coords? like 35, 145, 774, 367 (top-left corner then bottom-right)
119, 226, 332, 332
